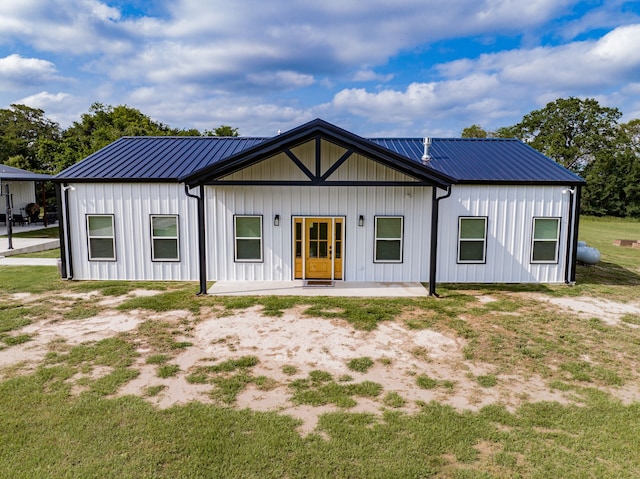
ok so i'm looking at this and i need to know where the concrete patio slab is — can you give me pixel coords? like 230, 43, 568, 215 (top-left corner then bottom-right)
0, 237, 60, 257
207, 281, 429, 297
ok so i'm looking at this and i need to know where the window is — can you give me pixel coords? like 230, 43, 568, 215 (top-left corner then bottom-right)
87, 214, 115, 261
458, 217, 487, 263
151, 215, 179, 261
234, 215, 262, 262
531, 217, 560, 263
374, 216, 403, 262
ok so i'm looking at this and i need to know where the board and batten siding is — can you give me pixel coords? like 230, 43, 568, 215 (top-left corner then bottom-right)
437, 185, 571, 283
1, 181, 36, 212
206, 185, 432, 282
65, 183, 199, 281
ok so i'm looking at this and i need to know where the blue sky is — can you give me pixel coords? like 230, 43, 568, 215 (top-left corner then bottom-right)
1, 0, 639, 137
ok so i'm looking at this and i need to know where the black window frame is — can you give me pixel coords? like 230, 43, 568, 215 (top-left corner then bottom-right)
531, 217, 561, 264
457, 216, 488, 264
150, 214, 180, 262
234, 215, 263, 263
86, 214, 116, 262
373, 215, 404, 263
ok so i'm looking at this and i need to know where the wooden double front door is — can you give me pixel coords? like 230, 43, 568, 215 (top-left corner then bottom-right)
294, 217, 343, 280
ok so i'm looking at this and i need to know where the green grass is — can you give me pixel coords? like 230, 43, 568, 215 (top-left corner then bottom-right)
10, 248, 60, 258
2, 373, 640, 478
1, 216, 640, 476
157, 364, 180, 378
346, 356, 374, 373
289, 370, 383, 408
0, 227, 59, 238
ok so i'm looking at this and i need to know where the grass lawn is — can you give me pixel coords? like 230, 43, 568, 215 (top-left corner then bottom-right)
1, 216, 639, 478
0, 226, 59, 239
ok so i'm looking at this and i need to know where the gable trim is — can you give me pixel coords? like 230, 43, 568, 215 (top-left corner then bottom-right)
181, 119, 453, 189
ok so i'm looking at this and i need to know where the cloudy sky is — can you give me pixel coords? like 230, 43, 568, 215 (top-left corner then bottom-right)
1, 0, 639, 137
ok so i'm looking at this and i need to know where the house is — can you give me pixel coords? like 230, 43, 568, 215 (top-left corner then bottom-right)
1, 164, 52, 226
54, 119, 585, 295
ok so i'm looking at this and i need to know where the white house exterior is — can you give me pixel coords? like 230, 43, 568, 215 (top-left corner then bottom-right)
55, 119, 585, 295
1, 164, 52, 225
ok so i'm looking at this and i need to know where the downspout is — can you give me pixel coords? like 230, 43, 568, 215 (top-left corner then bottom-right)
564, 186, 575, 284
184, 184, 207, 295
569, 186, 582, 283
56, 183, 73, 279
429, 185, 452, 297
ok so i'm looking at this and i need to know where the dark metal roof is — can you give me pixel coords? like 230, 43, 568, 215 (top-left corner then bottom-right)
0, 164, 53, 181
54, 119, 585, 186
370, 138, 585, 185
180, 118, 454, 188
55, 136, 268, 182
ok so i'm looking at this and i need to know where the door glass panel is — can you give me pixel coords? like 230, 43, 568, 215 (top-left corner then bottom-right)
310, 223, 318, 240
320, 222, 328, 240
319, 242, 327, 257
309, 241, 318, 258
335, 242, 341, 259
295, 222, 301, 240
335, 222, 342, 240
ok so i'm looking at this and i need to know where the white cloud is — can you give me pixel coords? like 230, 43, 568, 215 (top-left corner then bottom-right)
0, 54, 59, 89
17, 91, 86, 127
330, 23, 640, 134
351, 70, 394, 83
82, 0, 579, 93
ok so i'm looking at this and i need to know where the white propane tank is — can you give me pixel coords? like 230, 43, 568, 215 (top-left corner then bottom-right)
576, 241, 601, 265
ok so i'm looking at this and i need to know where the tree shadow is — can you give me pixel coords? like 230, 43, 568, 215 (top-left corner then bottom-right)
575, 261, 640, 286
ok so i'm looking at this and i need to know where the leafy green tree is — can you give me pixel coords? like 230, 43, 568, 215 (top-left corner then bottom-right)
205, 125, 239, 137
461, 124, 488, 138
60, 103, 175, 163
0, 104, 61, 173
503, 97, 622, 173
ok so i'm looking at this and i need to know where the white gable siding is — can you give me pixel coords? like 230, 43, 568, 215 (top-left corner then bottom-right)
437, 185, 571, 283
206, 185, 432, 282
65, 183, 199, 281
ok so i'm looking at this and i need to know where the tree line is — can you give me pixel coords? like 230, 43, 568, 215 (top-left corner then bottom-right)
1, 98, 638, 217
0, 102, 238, 176
461, 97, 640, 217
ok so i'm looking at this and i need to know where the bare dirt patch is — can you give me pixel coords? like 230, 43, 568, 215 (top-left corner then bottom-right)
3, 293, 640, 434
526, 294, 640, 325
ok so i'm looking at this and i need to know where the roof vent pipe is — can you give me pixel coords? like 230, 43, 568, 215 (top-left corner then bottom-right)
422, 137, 432, 163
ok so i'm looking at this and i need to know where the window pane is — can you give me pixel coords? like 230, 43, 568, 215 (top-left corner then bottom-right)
319, 241, 327, 257
376, 218, 401, 238
533, 241, 557, 261
335, 222, 342, 241
376, 240, 401, 261
309, 222, 318, 240
90, 238, 114, 259
237, 239, 261, 260
152, 217, 177, 237
295, 222, 302, 241
153, 239, 178, 260
335, 242, 341, 259
460, 218, 485, 239
236, 217, 261, 238
534, 219, 559, 240
319, 222, 328, 240
309, 241, 318, 258
88, 216, 112, 236
459, 241, 484, 261
295, 242, 301, 258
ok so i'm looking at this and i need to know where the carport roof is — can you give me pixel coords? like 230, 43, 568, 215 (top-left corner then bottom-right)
0, 164, 53, 181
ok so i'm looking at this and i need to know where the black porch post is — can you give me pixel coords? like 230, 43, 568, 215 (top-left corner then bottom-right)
4, 183, 13, 250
